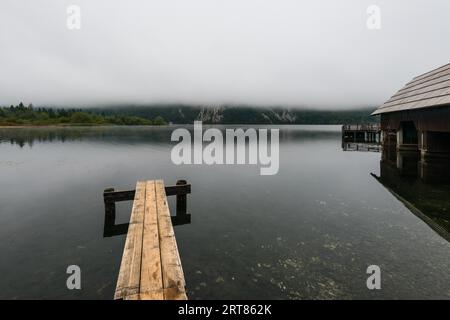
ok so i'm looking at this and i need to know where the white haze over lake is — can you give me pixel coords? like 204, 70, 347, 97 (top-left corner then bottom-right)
0, 0, 449, 108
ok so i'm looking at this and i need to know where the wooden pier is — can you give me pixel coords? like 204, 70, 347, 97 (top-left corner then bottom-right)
104, 180, 191, 300
342, 124, 381, 143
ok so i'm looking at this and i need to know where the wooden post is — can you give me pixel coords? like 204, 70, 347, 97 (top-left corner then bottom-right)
176, 180, 187, 216
104, 188, 116, 237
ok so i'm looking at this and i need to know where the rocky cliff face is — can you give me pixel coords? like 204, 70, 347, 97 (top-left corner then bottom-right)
195, 106, 298, 124
96, 105, 376, 124
263, 109, 297, 123
196, 107, 224, 123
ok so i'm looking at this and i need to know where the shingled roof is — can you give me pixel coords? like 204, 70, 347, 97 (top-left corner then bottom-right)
372, 62, 450, 115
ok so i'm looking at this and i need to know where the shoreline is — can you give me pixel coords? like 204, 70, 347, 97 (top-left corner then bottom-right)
0, 123, 352, 128
0, 124, 168, 129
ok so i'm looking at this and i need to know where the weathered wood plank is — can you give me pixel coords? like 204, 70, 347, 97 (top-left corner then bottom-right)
139, 180, 164, 300
114, 179, 187, 300
165, 184, 191, 196
155, 180, 187, 300
114, 181, 146, 300
103, 184, 191, 202
103, 190, 135, 202
123, 291, 163, 300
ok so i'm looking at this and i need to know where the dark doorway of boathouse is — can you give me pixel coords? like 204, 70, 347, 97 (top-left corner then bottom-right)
400, 121, 418, 145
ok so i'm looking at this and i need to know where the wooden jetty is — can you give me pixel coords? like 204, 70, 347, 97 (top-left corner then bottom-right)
103, 180, 191, 300
342, 124, 381, 143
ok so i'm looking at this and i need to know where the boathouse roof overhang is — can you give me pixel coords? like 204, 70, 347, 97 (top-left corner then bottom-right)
372, 62, 450, 115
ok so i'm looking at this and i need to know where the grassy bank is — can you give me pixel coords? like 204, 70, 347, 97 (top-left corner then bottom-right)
0, 103, 167, 126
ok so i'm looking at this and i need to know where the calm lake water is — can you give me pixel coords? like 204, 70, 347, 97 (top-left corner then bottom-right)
0, 125, 449, 299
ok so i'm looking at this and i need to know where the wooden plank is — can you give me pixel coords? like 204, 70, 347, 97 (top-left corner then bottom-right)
123, 292, 163, 300
104, 190, 135, 202
114, 181, 146, 300
139, 180, 164, 300
104, 184, 191, 202
165, 184, 191, 196
155, 180, 187, 300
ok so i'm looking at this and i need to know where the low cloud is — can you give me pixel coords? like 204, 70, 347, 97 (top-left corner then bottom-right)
0, 0, 449, 108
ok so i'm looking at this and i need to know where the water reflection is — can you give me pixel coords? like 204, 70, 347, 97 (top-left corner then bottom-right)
340, 132, 450, 243
0, 126, 172, 147
342, 142, 381, 152
0, 125, 341, 148
371, 146, 450, 242
1, 125, 449, 299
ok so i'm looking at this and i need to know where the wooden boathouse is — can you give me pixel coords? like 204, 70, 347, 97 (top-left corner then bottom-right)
372, 62, 450, 160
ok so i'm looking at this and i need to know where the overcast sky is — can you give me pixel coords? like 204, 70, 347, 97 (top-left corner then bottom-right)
0, 0, 449, 109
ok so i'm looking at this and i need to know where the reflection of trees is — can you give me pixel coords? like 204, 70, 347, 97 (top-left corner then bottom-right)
0, 126, 342, 148
0, 127, 173, 148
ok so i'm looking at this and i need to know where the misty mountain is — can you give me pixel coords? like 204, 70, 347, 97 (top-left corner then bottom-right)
92, 105, 378, 125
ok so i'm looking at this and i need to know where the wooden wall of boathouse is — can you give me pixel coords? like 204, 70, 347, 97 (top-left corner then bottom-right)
380, 106, 450, 159
378, 106, 450, 183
